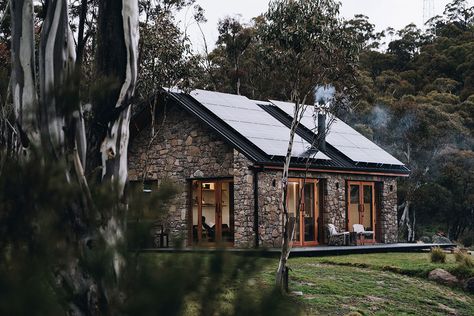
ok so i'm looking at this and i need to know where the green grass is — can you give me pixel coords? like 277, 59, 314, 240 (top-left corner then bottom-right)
308, 252, 474, 279
281, 256, 474, 315
147, 252, 474, 316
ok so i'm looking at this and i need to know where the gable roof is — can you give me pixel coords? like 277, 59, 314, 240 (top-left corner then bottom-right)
132, 88, 410, 176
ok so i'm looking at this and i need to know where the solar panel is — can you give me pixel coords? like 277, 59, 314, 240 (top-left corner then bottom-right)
270, 100, 404, 165
190, 90, 330, 160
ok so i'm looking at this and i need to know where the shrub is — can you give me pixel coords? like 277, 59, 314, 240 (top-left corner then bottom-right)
430, 247, 446, 263
455, 252, 474, 268
462, 235, 473, 248
451, 263, 474, 280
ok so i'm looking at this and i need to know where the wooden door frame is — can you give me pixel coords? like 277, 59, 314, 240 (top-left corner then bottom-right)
287, 178, 320, 247
189, 178, 234, 246
347, 181, 376, 243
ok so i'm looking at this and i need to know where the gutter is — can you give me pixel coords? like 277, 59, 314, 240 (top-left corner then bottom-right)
258, 163, 410, 177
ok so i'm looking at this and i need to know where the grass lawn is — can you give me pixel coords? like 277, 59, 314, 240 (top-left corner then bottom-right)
149, 252, 474, 316
282, 254, 474, 316
309, 252, 474, 278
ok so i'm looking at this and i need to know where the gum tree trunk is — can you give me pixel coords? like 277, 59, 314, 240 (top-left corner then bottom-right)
276, 100, 304, 293
10, 0, 38, 152
10, 0, 139, 313
96, 0, 139, 279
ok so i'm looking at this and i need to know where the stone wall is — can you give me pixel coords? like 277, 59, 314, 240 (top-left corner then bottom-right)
257, 170, 283, 247
255, 169, 399, 246
128, 105, 234, 245
232, 151, 256, 248
380, 177, 398, 243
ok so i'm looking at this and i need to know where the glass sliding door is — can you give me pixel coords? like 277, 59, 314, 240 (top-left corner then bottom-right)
348, 185, 360, 232
362, 185, 373, 229
347, 181, 376, 243
191, 179, 234, 246
287, 181, 301, 243
303, 182, 316, 243
287, 179, 319, 246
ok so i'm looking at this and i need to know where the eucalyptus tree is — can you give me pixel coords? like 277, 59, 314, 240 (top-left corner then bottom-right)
259, 0, 359, 292
135, 0, 202, 183
9, 0, 139, 313
216, 16, 254, 95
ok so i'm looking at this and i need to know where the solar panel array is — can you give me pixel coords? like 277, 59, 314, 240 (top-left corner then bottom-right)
190, 90, 330, 160
269, 100, 404, 165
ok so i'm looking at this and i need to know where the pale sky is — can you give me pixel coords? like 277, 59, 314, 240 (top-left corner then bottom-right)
178, 0, 474, 52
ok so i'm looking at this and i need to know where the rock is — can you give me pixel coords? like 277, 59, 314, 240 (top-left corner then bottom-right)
419, 236, 431, 243
193, 170, 204, 178
428, 268, 459, 286
464, 277, 474, 293
291, 291, 303, 296
185, 135, 193, 145
432, 235, 452, 244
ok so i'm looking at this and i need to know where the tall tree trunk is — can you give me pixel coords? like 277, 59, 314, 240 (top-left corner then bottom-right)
10, 0, 38, 152
275, 101, 302, 293
9, 0, 139, 313
96, 0, 139, 279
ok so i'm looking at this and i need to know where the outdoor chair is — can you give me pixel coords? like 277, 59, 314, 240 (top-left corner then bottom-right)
327, 224, 350, 246
352, 224, 374, 245
152, 223, 169, 248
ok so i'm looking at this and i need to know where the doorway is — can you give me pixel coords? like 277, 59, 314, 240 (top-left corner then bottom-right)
287, 179, 320, 246
190, 179, 234, 246
347, 181, 376, 243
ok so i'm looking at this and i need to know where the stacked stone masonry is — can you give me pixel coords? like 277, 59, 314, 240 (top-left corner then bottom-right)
128, 104, 399, 248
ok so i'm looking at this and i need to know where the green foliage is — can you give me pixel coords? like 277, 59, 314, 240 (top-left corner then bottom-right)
461, 235, 473, 247
0, 152, 295, 315
124, 253, 298, 316
451, 263, 474, 279
454, 251, 474, 268
430, 247, 447, 263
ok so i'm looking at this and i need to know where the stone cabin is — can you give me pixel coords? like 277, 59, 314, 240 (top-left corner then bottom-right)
128, 89, 410, 248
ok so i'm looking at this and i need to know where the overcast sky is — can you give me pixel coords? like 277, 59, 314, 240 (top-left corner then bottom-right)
179, 0, 474, 52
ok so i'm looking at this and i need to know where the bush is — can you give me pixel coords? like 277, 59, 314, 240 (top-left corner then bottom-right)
455, 252, 474, 268
430, 247, 446, 263
451, 263, 474, 280
462, 235, 473, 248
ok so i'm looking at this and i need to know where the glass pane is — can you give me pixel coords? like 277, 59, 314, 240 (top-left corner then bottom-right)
287, 181, 300, 242
221, 182, 233, 243
201, 182, 216, 242
363, 185, 373, 230
192, 181, 200, 244
350, 185, 360, 204
348, 185, 360, 231
304, 183, 315, 242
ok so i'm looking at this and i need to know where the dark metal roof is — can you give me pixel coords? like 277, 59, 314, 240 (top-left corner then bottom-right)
131, 89, 410, 176
258, 102, 410, 175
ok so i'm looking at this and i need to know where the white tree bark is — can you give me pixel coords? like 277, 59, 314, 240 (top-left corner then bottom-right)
10, 0, 38, 150
98, 0, 139, 280
100, 0, 139, 196
276, 99, 306, 292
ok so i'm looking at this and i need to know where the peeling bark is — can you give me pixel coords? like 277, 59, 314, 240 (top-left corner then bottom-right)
38, 0, 77, 158
10, 0, 38, 150
98, 0, 139, 197
96, 0, 139, 281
